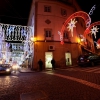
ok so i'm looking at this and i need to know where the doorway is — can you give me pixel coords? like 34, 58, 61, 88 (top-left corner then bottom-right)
45, 52, 53, 68
65, 53, 72, 65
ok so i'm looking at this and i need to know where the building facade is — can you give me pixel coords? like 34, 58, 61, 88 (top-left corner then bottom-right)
28, 0, 95, 70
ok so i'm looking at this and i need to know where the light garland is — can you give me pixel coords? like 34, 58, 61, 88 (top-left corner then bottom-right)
67, 19, 77, 37
89, 5, 96, 15
58, 31, 64, 44
0, 23, 33, 42
0, 23, 34, 65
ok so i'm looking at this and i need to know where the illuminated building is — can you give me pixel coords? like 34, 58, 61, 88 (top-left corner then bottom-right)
0, 23, 33, 68
28, 0, 95, 69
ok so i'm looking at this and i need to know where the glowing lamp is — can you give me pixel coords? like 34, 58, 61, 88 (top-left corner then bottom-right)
77, 38, 80, 43
80, 38, 84, 42
30, 37, 37, 42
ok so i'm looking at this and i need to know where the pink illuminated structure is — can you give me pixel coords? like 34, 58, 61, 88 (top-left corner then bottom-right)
59, 11, 91, 44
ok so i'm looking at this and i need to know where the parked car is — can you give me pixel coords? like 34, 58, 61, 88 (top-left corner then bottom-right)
77, 53, 100, 67
0, 64, 11, 75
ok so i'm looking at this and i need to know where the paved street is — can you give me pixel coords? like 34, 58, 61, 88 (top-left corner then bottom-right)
0, 66, 100, 100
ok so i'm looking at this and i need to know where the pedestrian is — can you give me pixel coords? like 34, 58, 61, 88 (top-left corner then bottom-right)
38, 59, 43, 71
51, 58, 55, 70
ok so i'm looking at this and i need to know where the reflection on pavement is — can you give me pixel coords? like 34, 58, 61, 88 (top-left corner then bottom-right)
44, 72, 100, 90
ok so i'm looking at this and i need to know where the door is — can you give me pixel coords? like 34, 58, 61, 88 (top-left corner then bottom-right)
65, 53, 72, 65
45, 52, 53, 68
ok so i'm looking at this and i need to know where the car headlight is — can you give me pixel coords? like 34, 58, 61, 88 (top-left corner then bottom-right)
6, 68, 11, 72
12, 65, 19, 69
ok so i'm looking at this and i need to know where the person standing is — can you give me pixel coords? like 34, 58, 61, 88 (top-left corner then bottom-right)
51, 58, 55, 70
38, 59, 43, 71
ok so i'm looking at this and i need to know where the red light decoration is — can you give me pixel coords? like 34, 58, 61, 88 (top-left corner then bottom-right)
96, 38, 100, 49
60, 11, 91, 44
85, 42, 87, 45
84, 21, 100, 37
97, 38, 100, 44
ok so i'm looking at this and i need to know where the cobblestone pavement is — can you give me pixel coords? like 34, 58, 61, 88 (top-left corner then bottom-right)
0, 66, 100, 100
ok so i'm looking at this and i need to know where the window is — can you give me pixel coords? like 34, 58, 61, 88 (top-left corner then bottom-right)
44, 29, 52, 41
63, 31, 70, 42
44, 6, 51, 12
61, 9, 67, 16
45, 30, 51, 37
63, 32, 68, 39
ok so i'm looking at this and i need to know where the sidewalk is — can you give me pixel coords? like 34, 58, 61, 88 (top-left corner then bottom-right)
19, 65, 79, 73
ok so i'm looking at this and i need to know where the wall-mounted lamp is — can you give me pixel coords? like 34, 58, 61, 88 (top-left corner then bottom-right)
77, 38, 80, 43
30, 37, 37, 43
79, 34, 85, 42
80, 38, 84, 42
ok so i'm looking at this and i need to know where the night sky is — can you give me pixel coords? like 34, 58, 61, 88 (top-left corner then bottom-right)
0, 0, 32, 26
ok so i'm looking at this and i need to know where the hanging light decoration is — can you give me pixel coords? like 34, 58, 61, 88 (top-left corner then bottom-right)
91, 26, 99, 39
67, 19, 77, 37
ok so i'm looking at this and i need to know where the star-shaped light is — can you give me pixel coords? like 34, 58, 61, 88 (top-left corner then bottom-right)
91, 26, 99, 39
67, 19, 77, 37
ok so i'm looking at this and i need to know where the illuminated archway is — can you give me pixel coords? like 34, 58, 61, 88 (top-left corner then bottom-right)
59, 11, 91, 44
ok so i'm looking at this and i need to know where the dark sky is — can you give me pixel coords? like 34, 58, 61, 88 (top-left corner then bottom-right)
0, 0, 32, 26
